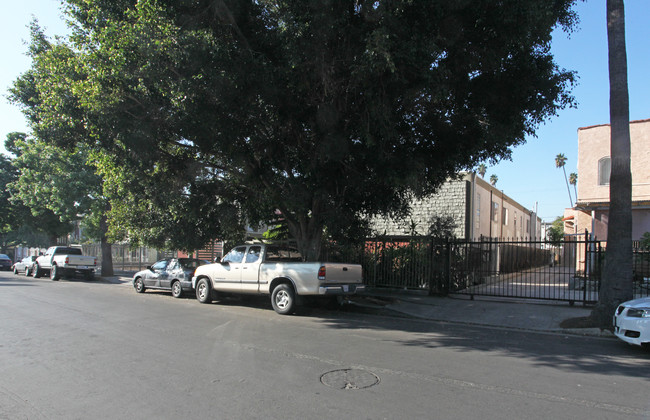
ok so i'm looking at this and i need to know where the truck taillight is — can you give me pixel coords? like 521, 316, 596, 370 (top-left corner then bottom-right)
318, 266, 326, 280
64, 257, 69, 264
94, 258, 97, 266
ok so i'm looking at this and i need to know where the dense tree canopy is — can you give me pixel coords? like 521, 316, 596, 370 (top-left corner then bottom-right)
13, 0, 578, 259
1, 134, 73, 249
8, 25, 115, 274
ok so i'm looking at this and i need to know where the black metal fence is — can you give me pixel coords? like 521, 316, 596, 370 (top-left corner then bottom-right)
634, 241, 650, 297
81, 244, 177, 273
326, 236, 649, 304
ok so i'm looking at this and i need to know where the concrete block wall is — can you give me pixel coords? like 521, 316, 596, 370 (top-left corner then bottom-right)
370, 179, 468, 238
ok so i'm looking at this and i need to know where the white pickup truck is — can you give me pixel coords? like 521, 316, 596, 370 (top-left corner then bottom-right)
33, 246, 97, 281
192, 243, 365, 314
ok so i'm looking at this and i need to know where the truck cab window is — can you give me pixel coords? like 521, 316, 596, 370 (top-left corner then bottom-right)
246, 246, 261, 263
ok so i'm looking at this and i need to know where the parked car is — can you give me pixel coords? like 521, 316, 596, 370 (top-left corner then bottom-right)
613, 297, 650, 347
13, 255, 37, 275
0, 254, 13, 271
133, 258, 209, 298
192, 243, 365, 314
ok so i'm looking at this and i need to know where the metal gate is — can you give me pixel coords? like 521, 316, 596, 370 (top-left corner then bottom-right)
448, 239, 603, 305
355, 236, 609, 305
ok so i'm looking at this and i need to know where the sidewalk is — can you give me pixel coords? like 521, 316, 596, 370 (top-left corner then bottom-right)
99, 274, 614, 339
353, 289, 615, 339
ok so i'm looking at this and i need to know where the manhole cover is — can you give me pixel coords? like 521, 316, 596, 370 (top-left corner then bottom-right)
320, 369, 380, 390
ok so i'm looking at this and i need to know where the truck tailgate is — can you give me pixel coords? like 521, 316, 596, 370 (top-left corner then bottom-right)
66, 255, 96, 266
321, 263, 362, 284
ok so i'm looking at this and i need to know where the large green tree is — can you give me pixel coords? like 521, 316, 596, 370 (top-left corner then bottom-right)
6, 134, 115, 276
7, 30, 116, 276
1, 134, 72, 249
590, 0, 633, 328
23, 0, 578, 260
9, 23, 117, 275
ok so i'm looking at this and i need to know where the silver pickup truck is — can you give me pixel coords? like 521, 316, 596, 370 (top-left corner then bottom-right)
33, 246, 97, 281
192, 244, 365, 314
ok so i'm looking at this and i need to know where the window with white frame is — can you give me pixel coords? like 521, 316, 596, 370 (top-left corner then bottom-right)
598, 157, 611, 186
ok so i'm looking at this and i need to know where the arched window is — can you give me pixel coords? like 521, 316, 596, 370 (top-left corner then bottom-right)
598, 157, 611, 186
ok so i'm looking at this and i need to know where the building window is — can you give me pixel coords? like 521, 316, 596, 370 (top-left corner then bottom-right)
598, 157, 611, 186
502, 208, 509, 226
492, 202, 499, 223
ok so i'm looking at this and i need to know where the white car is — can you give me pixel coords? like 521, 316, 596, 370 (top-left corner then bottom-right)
613, 297, 650, 347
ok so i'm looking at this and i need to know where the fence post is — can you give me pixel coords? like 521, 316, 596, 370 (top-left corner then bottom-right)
428, 237, 435, 295
444, 239, 451, 296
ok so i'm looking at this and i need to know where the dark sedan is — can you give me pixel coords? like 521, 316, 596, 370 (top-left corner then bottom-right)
133, 258, 209, 298
13, 255, 37, 275
0, 254, 13, 271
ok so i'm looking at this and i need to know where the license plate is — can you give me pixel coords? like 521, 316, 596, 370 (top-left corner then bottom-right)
343, 285, 349, 292
78, 266, 88, 269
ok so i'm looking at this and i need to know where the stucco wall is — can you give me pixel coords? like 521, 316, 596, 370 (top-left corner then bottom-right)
578, 119, 650, 204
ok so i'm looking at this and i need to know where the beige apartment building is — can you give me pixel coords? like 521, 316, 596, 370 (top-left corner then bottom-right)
563, 118, 650, 241
371, 172, 542, 240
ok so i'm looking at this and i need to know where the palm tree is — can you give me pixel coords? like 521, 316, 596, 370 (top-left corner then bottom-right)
591, 0, 633, 328
489, 174, 498, 186
477, 164, 487, 178
555, 153, 573, 207
569, 172, 578, 202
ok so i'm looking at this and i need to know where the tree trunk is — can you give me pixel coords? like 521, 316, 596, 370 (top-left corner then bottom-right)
286, 209, 324, 262
591, 0, 633, 328
99, 213, 114, 277
563, 166, 573, 207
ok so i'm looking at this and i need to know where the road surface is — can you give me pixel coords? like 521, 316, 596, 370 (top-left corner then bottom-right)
1, 271, 648, 419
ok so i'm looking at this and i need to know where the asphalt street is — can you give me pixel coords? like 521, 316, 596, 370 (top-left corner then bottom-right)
1, 270, 649, 419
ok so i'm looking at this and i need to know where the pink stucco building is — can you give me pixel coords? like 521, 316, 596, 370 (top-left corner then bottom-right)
563, 119, 650, 241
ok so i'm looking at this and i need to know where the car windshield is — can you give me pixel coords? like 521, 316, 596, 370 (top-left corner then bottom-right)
0, 254, 9, 259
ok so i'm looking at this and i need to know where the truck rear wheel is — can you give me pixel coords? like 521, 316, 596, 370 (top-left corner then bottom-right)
196, 278, 213, 303
50, 265, 61, 281
271, 283, 296, 315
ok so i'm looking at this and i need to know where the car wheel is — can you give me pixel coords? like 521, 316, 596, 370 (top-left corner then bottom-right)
32, 264, 41, 278
171, 280, 182, 298
13, 267, 18, 275
50, 265, 60, 281
134, 277, 145, 293
196, 278, 212, 303
271, 283, 296, 315
25, 267, 31, 276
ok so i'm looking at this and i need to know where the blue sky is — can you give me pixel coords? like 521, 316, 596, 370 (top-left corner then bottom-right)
1, 0, 649, 222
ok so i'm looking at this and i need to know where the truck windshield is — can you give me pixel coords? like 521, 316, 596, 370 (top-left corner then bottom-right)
222, 247, 246, 264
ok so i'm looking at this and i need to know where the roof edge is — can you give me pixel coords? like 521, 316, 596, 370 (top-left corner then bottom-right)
578, 118, 650, 131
